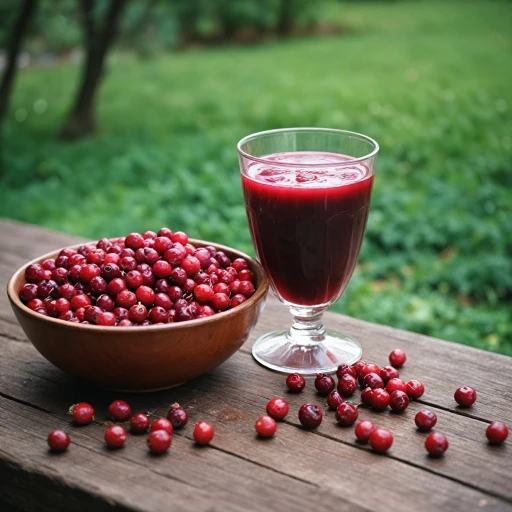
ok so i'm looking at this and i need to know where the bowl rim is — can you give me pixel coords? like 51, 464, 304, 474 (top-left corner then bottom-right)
7, 237, 269, 332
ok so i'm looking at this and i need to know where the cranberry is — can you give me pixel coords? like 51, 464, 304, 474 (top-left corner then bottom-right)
182, 256, 201, 276
42, 258, 56, 271
96, 294, 115, 311
170, 267, 187, 286
197, 305, 215, 317
69, 254, 86, 266
47, 430, 70, 452
125, 270, 143, 289
46, 300, 59, 317
104, 425, 127, 448
415, 410, 437, 431
154, 236, 173, 255
266, 398, 289, 420
154, 279, 170, 295
337, 374, 358, 397
360, 363, 380, 379
118, 319, 134, 326
205, 245, 217, 256
389, 349, 406, 368
183, 278, 196, 294
386, 378, 407, 394
135, 286, 155, 306
167, 404, 188, 429
379, 365, 399, 384
87, 249, 106, 266
120, 248, 135, 259
298, 403, 323, 429
34, 307, 47, 315
25, 263, 45, 283
215, 252, 231, 268
142, 230, 157, 240
108, 400, 131, 422
363, 372, 384, 390
84, 305, 102, 324
336, 364, 356, 379
102, 263, 121, 281
335, 402, 358, 427
171, 231, 189, 246
27, 298, 45, 311
68, 265, 82, 283
286, 373, 305, 393
116, 290, 137, 309
57, 283, 76, 301
229, 280, 241, 295
351, 360, 367, 377
60, 311, 76, 322
20, 283, 38, 302
151, 260, 171, 279
97, 311, 116, 326
125, 233, 145, 250
79, 264, 101, 284
193, 421, 215, 445
369, 428, 393, 453
486, 422, 509, 444
104, 253, 121, 265
211, 292, 230, 311
370, 388, 390, 411
167, 286, 182, 302
354, 420, 376, 443
106, 277, 126, 297
150, 418, 174, 435
238, 269, 254, 282
69, 402, 95, 425
147, 429, 172, 453
136, 248, 159, 266
129, 304, 148, 323
315, 373, 336, 396
158, 227, 173, 239
97, 238, 113, 251
70, 294, 90, 311
213, 283, 230, 295
120, 256, 137, 272
360, 387, 373, 405
389, 390, 409, 412
406, 380, 425, 400
193, 248, 212, 269
326, 390, 345, 410
425, 432, 448, 457
37, 279, 58, 299
148, 306, 168, 323
90, 276, 108, 295
238, 281, 255, 298
130, 413, 151, 434
164, 248, 184, 267
229, 294, 246, 308
55, 298, 71, 314
231, 258, 247, 272
51, 267, 68, 285
255, 416, 277, 437
454, 386, 476, 407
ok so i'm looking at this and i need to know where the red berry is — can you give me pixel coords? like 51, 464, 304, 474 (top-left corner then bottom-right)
255, 415, 277, 437
298, 403, 323, 429
286, 373, 305, 393
379, 365, 399, 384
96, 294, 115, 312
193, 421, 215, 445
20, 283, 39, 302
154, 236, 173, 255
79, 264, 101, 284
425, 432, 448, 457
389, 349, 406, 368
69, 402, 94, 425
238, 281, 255, 298
486, 422, 509, 444
105, 425, 127, 448
351, 360, 367, 377
108, 277, 127, 296
454, 386, 476, 407
326, 390, 345, 410
120, 256, 137, 272
386, 378, 407, 394
171, 231, 189, 246
230, 294, 247, 308
167, 404, 188, 429
336, 364, 356, 379
153, 260, 172, 278
266, 398, 289, 420
148, 306, 169, 323
360, 387, 374, 405
232, 258, 248, 272
57, 283, 76, 301
97, 311, 116, 326
389, 390, 409, 412
369, 428, 393, 453
354, 420, 376, 443
147, 429, 171, 453
47, 430, 70, 452
360, 363, 380, 379
130, 413, 150, 434
194, 284, 215, 304
363, 372, 384, 390
415, 410, 437, 431
335, 402, 358, 426
182, 255, 201, 276
125, 233, 145, 250
125, 270, 144, 289
315, 373, 336, 396
210, 292, 230, 311
370, 388, 390, 411
150, 418, 174, 435
108, 400, 132, 422
135, 286, 155, 307
116, 290, 137, 309
406, 380, 425, 400
337, 374, 358, 397
25, 264, 45, 283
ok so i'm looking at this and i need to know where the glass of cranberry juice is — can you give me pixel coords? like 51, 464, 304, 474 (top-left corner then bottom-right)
237, 128, 379, 374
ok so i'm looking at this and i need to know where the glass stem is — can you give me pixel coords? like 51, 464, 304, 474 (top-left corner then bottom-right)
287, 306, 327, 345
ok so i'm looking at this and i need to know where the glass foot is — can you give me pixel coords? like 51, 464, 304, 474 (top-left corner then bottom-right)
251, 330, 362, 375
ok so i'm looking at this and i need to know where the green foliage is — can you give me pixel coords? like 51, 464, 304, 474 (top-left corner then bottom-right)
1, 0, 511, 354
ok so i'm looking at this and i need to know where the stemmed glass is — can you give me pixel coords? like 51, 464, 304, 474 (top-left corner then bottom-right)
237, 128, 378, 374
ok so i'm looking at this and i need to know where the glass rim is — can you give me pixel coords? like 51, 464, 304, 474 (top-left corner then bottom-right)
237, 127, 379, 168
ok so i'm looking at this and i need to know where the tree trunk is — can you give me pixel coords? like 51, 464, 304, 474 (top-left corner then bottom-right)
277, 0, 293, 37
60, 0, 127, 140
0, 0, 38, 126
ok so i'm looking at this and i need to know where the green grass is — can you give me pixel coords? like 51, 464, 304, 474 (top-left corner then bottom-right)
2, 0, 512, 354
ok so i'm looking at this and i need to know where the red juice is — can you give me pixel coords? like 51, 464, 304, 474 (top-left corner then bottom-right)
241, 151, 374, 306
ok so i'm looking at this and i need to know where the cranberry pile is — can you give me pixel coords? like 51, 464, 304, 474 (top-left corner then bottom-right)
19, 229, 256, 326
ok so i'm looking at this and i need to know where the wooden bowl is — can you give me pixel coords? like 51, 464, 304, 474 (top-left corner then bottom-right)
7, 239, 268, 391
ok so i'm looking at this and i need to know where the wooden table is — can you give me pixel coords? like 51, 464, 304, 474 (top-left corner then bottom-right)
0, 218, 511, 512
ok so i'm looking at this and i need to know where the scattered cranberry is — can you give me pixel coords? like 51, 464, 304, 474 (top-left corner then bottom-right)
266, 398, 289, 420
486, 422, 509, 444
337, 374, 358, 397
406, 380, 425, 400
369, 428, 393, 453
363, 372, 384, 390
425, 432, 448, 457
47, 430, 70, 452
360, 387, 374, 405
130, 413, 150, 434
298, 403, 323, 429
389, 349, 406, 368
389, 390, 409, 412
379, 365, 399, 384
147, 429, 172, 453
104, 425, 127, 448
386, 378, 407, 394
454, 386, 476, 407
360, 363, 380, 379
352, 360, 367, 377
326, 390, 345, 410
193, 421, 215, 445
370, 388, 390, 411
107, 400, 131, 422
315, 373, 336, 396
354, 420, 376, 443
336, 364, 356, 379
255, 416, 277, 437
286, 373, 305, 393
167, 404, 188, 429
335, 402, 358, 427
69, 402, 94, 425
150, 418, 174, 435
415, 410, 437, 431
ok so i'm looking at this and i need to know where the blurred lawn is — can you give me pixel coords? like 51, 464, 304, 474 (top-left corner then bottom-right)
1, 0, 511, 353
